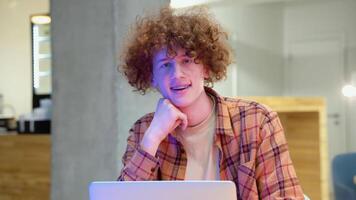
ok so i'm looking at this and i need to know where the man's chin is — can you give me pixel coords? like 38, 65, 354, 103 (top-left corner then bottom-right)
170, 100, 191, 109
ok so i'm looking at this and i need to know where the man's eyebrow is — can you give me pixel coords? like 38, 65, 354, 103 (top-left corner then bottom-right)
177, 53, 190, 59
157, 57, 170, 62
155, 53, 189, 63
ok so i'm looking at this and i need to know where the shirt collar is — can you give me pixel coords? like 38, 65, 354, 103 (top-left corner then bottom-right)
204, 87, 235, 137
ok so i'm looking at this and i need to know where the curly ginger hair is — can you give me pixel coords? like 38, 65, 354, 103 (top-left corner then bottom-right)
120, 6, 233, 94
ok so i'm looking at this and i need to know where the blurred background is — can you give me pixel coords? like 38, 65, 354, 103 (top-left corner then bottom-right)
0, 0, 355, 199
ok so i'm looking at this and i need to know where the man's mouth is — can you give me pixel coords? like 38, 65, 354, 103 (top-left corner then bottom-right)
170, 84, 191, 91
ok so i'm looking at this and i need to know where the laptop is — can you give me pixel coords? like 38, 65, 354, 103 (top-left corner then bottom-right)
89, 181, 237, 200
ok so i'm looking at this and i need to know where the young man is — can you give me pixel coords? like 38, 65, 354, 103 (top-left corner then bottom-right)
118, 6, 304, 199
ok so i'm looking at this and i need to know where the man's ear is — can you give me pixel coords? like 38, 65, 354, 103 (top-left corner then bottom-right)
151, 77, 158, 88
203, 66, 210, 79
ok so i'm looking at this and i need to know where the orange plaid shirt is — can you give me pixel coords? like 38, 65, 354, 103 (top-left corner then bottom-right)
118, 87, 304, 199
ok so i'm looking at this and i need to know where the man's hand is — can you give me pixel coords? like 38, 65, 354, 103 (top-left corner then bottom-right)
140, 98, 188, 156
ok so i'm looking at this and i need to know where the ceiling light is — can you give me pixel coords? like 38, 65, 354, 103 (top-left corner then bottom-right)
342, 85, 356, 97
31, 15, 51, 25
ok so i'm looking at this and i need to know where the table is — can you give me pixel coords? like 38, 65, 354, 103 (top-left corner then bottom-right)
0, 134, 50, 199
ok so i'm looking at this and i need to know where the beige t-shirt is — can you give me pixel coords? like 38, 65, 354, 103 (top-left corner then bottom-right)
176, 96, 219, 180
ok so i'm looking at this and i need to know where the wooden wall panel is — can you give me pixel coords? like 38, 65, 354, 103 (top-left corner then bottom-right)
280, 112, 321, 200
244, 97, 328, 200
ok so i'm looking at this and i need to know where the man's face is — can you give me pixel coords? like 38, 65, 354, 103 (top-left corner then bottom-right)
152, 48, 208, 108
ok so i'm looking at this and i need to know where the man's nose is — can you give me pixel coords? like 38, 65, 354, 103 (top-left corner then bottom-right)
171, 62, 184, 78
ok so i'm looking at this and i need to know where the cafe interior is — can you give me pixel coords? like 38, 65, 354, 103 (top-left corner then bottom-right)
0, 0, 356, 199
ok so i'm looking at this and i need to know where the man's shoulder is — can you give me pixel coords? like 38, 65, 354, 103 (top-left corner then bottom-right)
130, 112, 155, 132
133, 112, 154, 125
136, 112, 155, 123
222, 96, 273, 113
220, 96, 277, 123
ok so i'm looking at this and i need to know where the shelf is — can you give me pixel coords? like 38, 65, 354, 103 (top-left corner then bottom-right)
37, 36, 50, 42
37, 54, 51, 59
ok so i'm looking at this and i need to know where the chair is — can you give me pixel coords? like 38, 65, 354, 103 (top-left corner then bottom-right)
332, 152, 356, 200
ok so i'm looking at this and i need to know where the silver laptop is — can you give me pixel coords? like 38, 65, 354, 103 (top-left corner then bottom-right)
89, 181, 237, 200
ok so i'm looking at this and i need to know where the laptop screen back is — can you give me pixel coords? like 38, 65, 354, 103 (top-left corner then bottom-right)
89, 181, 237, 200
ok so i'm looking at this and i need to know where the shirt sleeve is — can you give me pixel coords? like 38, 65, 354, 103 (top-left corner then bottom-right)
117, 126, 160, 181
256, 111, 304, 200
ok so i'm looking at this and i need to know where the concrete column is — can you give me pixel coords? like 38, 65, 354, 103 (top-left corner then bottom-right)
51, 0, 168, 199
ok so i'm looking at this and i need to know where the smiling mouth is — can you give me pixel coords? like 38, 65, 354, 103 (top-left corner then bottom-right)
170, 84, 192, 91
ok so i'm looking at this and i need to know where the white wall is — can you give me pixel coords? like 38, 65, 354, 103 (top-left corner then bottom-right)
284, 1, 356, 198
0, 0, 49, 117
210, 2, 285, 96
284, 0, 356, 152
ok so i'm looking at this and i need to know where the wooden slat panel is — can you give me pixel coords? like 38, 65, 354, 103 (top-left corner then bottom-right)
0, 135, 50, 200
280, 112, 321, 200
244, 97, 328, 200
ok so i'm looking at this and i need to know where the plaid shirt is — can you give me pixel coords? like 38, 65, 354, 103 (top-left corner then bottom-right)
118, 87, 304, 199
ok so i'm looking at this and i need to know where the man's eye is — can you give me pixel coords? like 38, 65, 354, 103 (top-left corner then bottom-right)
162, 63, 170, 68
183, 58, 192, 64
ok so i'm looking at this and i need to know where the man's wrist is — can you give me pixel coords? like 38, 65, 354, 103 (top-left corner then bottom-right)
140, 128, 161, 156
